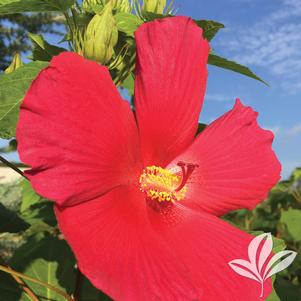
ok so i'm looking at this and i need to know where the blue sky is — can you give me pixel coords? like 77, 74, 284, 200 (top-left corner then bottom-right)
1, 0, 300, 178
177, 0, 301, 178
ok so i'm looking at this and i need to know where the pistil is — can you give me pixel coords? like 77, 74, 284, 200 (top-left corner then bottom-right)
175, 162, 198, 192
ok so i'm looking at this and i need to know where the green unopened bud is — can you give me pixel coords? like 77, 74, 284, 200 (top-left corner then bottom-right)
111, 0, 130, 13
4, 52, 24, 74
83, 0, 130, 14
142, 0, 166, 14
83, 3, 118, 64
4, 53, 23, 74
82, 0, 102, 14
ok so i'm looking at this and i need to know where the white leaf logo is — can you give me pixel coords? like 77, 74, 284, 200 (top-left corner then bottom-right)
228, 233, 297, 298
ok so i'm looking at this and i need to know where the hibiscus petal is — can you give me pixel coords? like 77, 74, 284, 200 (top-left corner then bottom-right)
134, 16, 209, 167
56, 186, 272, 300
148, 205, 273, 300
17, 52, 141, 206
168, 99, 281, 215
55, 186, 201, 300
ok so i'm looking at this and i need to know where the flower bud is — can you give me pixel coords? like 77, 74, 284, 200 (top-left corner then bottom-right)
83, 0, 130, 14
111, 0, 130, 13
83, 3, 118, 64
4, 53, 23, 74
142, 0, 166, 14
82, 0, 102, 14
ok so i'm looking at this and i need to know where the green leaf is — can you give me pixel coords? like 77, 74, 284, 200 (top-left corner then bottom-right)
194, 20, 224, 41
290, 167, 301, 182
21, 202, 57, 229
20, 180, 40, 213
10, 234, 76, 300
29, 33, 66, 62
272, 235, 286, 254
208, 54, 268, 86
0, 61, 47, 139
247, 231, 286, 253
280, 208, 301, 242
20, 180, 57, 228
115, 12, 143, 36
0, 0, 74, 14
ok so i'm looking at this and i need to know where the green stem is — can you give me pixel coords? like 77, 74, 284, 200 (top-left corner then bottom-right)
0, 258, 40, 301
64, 11, 74, 40
0, 265, 74, 301
0, 155, 26, 179
73, 267, 83, 301
9, 268, 40, 301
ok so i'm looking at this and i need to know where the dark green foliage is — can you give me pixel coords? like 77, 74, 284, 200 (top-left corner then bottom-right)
0, 180, 114, 300
0, 0, 74, 14
0, 203, 28, 233
9, 233, 76, 300
79, 276, 113, 301
223, 168, 301, 301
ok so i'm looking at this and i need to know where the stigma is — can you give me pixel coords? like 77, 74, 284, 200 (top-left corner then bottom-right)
139, 162, 198, 203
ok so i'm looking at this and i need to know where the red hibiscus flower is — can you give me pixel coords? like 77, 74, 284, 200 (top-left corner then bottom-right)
17, 16, 281, 300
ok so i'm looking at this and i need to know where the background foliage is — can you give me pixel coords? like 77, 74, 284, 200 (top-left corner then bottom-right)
0, 0, 300, 300
0, 11, 62, 71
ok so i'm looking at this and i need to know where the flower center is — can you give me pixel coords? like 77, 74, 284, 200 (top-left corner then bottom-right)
139, 162, 198, 203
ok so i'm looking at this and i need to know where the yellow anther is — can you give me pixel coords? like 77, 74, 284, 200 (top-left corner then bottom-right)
139, 166, 187, 202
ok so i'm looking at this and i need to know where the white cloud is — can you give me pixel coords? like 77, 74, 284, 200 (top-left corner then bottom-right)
220, 0, 301, 93
265, 123, 301, 137
265, 126, 282, 135
205, 93, 236, 102
287, 123, 301, 136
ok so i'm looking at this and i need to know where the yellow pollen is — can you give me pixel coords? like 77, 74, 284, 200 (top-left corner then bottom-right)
139, 165, 187, 202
